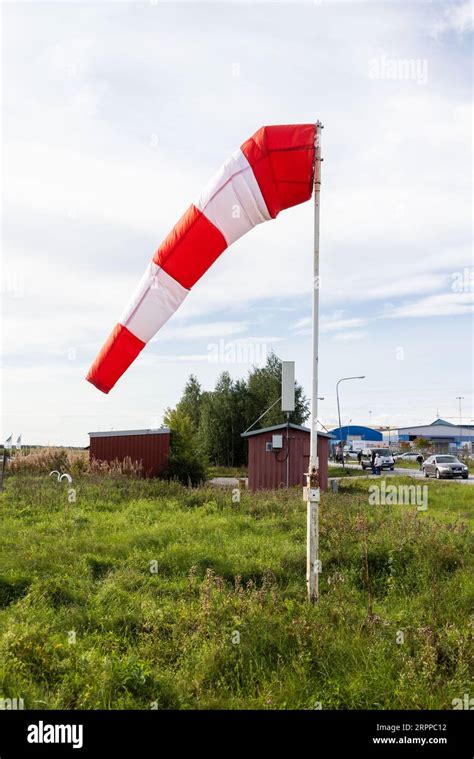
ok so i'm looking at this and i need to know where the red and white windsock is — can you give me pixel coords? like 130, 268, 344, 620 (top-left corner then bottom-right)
86, 123, 316, 393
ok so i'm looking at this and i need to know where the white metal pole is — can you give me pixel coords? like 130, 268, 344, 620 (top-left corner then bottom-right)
286, 412, 290, 488
306, 121, 323, 604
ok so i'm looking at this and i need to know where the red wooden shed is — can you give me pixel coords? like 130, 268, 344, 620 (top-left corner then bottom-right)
88, 428, 170, 477
242, 423, 333, 491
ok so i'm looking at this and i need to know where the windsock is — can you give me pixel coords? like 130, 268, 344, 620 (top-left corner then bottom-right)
86, 123, 316, 393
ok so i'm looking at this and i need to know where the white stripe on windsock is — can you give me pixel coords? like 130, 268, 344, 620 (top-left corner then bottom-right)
195, 149, 270, 246
118, 261, 189, 344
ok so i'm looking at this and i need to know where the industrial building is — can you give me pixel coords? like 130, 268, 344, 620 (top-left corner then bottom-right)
328, 424, 382, 445
89, 428, 170, 476
392, 419, 474, 453
242, 423, 333, 491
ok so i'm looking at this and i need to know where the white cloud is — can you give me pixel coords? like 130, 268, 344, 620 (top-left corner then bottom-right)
334, 330, 369, 341
292, 316, 312, 332
322, 317, 368, 333
430, 1, 473, 38
293, 313, 368, 335
385, 292, 474, 318
159, 321, 248, 341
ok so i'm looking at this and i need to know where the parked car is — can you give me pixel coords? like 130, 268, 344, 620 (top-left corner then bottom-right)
345, 450, 360, 461
360, 448, 395, 470
394, 452, 420, 461
423, 455, 469, 479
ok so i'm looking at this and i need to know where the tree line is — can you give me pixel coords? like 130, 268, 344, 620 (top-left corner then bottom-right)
163, 354, 309, 482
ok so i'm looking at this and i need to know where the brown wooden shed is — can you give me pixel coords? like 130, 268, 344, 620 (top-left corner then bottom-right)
89, 428, 170, 477
242, 423, 333, 491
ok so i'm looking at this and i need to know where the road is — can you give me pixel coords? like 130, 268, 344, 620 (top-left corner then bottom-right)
331, 462, 474, 485
208, 477, 242, 487
209, 469, 474, 488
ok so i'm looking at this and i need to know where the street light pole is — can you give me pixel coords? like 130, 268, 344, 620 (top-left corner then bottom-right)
336, 376, 366, 471
456, 396, 464, 452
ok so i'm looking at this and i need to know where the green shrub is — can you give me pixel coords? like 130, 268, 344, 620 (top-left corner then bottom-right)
163, 408, 208, 486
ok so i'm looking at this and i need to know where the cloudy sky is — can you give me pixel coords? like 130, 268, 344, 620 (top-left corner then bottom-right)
2, 0, 473, 446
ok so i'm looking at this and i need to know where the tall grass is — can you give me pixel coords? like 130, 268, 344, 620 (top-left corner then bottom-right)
7, 448, 143, 477
0, 474, 472, 709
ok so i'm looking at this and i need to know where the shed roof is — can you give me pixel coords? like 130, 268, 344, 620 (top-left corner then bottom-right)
241, 423, 334, 439
89, 428, 170, 438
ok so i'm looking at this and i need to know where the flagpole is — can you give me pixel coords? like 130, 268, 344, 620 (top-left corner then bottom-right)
1, 434, 12, 492
0, 450, 6, 491
306, 121, 323, 603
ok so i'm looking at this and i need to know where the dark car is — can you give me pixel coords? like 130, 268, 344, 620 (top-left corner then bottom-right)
422, 455, 469, 480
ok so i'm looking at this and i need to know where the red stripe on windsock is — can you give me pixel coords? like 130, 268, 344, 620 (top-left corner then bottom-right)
86, 323, 145, 394
154, 204, 227, 289
241, 124, 315, 218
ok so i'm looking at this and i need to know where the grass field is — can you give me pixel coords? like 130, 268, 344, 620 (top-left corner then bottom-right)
0, 473, 472, 710
327, 465, 367, 478
207, 465, 248, 479
394, 459, 423, 470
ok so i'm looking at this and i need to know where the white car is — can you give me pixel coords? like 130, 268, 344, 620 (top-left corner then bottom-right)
360, 448, 395, 470
394, 452, 420, 461
345, 450, 360, 461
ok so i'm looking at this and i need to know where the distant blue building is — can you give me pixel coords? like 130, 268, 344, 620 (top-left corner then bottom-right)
396, 419, 474, 452
328, 425, 382, 445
